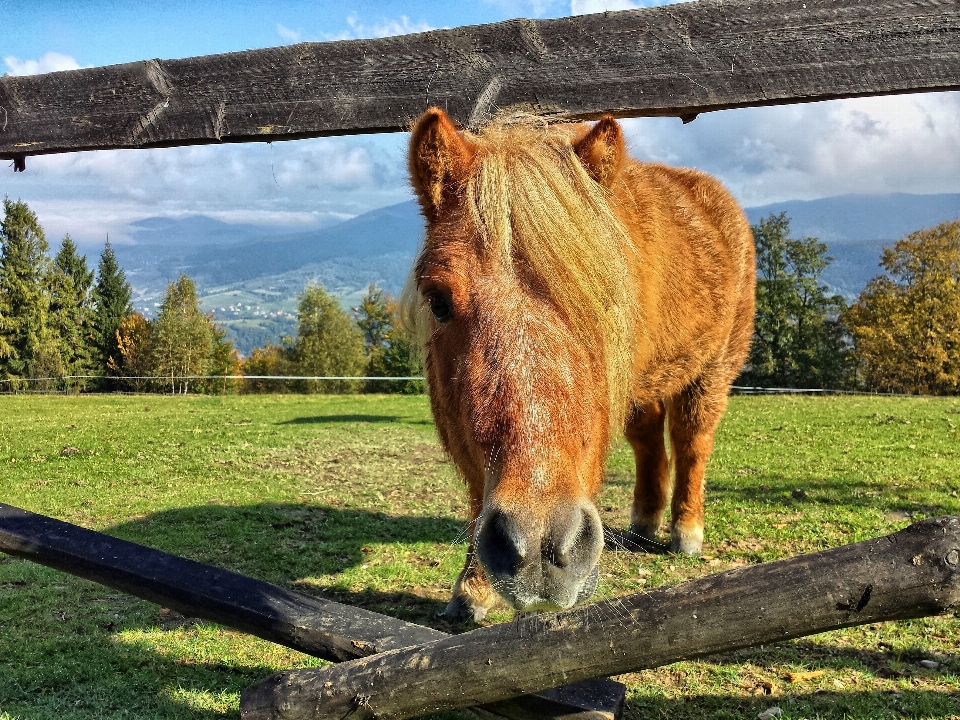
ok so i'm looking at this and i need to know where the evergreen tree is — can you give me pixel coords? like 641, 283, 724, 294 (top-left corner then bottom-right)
151, 275, 213, 394
741, 213, 849, 388
355, 283, 392, 351
50, 235, 96, 389
354, 283, 422, 394
294, 282, 365, 393
0, 198, 56, 386
92, 239, 133, 380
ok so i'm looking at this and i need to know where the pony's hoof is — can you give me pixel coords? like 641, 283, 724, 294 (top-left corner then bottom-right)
670, 527, 703, 555
603, 526, 670, 553
440, 595, 488, 624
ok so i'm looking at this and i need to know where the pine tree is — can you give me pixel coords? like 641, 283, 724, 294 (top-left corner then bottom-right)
0, 198, 56, 386
355, 283, 392, 351
50, 235, 96, 389
151, 275, 213, 394
294, 282, 365, 393
354, 283, 422, 394
91, 239, 133, 381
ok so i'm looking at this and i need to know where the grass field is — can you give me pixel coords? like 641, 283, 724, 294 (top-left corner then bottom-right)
1, 393, 959, 720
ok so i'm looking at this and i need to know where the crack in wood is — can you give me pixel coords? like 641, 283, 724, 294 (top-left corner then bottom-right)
143, 59, 173, 98
468, 75, 503, 129
212, 99, 227, 140
129, 98, 170, 143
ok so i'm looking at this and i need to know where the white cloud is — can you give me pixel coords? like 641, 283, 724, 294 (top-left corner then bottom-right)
276, 23, 303, 44
621, 92, 960, 206
328, 13, 434, 41
570, 0, 685, 14
3, 134, 412, 246
4, 52, 81, 76
481, 0, 562, 16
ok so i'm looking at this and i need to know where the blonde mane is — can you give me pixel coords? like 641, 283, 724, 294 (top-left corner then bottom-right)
404, 114, 639, 432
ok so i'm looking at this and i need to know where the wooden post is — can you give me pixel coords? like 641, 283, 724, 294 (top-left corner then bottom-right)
240, 516, 960, 720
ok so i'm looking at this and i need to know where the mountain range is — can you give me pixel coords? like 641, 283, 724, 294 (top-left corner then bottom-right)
76, 192, 960, 356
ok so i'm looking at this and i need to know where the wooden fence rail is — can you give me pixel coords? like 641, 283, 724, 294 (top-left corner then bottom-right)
0, 503, 625, 720
241, 516, 960, 720
3, 0, 960, 164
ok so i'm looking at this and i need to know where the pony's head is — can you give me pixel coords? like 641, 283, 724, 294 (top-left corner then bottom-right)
404, 108, 638, 612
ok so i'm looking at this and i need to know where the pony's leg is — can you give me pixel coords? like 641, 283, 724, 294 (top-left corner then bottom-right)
668, 381, 728, 554
625, 400, 670, 542
443, 488, 498, 623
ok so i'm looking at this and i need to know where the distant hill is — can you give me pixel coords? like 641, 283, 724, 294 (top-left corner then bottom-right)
744, 193, 960, 243
96, 201, 424, 355
744, 193, 960, 298
125, 215, 296, 247
88, 192, 960, 355
182, 201, 423, 286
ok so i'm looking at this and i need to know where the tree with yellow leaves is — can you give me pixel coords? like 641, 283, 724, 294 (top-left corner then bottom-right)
846, 220, 960, 394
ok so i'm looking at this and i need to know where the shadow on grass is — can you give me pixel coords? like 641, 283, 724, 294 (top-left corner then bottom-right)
9, 502, 959, 720
278, 414, 433, 425
0, 575, 287, 720
624, 688, 960, 720
105, 503, 465, 627
710, 473, 956, 517
621, 639, 960, 719
0, 500, 472, 718
712, 637, 958, 675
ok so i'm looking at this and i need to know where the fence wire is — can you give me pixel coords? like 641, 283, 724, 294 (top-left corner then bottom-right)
0, 375, 945, 398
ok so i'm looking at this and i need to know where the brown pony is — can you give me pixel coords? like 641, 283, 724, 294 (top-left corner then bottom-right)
404, 108, 755, 622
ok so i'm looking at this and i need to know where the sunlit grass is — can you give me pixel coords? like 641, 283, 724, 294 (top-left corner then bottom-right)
1, 393, 959, 719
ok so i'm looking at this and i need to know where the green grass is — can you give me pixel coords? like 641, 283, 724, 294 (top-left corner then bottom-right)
1, 393, 959, 719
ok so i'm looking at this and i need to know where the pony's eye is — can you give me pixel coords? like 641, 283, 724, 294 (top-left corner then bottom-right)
426, 292, 453, 323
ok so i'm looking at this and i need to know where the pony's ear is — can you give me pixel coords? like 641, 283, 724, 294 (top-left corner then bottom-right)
573, 115, 626, 186
409, 108, 475, 221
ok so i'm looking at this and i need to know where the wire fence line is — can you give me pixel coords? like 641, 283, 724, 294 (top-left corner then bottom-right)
0, 376, 948, 398
728, 385, 939, 398
0, 374, 424, 383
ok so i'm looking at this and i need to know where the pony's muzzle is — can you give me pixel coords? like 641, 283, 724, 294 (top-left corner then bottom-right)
475, 500, 603, 611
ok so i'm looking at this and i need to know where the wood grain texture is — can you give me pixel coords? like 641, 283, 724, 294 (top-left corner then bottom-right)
2, 0, 960, 159
0, 503, 625, 720
240, 516, 960, 720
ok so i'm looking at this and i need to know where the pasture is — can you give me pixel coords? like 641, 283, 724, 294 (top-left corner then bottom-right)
1, 393, 959, 720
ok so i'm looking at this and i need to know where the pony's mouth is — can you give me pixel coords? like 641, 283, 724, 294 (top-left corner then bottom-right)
493, 563, 600, 613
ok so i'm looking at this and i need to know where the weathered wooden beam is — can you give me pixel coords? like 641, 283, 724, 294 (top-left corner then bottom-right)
0, 503, 625, 720
3, 0, 960, 161
240, 516, 960, 720
0, 503, 445, 659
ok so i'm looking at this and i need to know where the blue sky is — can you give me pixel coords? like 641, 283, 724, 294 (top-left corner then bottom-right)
3, 0, 960, 246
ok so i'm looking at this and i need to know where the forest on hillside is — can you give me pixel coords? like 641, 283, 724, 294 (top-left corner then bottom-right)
2, 198, 959, 396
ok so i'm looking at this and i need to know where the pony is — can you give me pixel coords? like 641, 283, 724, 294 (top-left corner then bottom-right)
404, 107, 755, 622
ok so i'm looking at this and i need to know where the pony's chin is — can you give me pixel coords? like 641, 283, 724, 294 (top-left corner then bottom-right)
505, 564, 600, 613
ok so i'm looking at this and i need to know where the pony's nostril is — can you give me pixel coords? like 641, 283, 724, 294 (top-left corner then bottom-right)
550, 505, 601, 572
477, 511, 524, 578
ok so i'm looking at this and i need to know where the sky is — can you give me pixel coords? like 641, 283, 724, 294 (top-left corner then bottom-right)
3, 0, 960, 247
